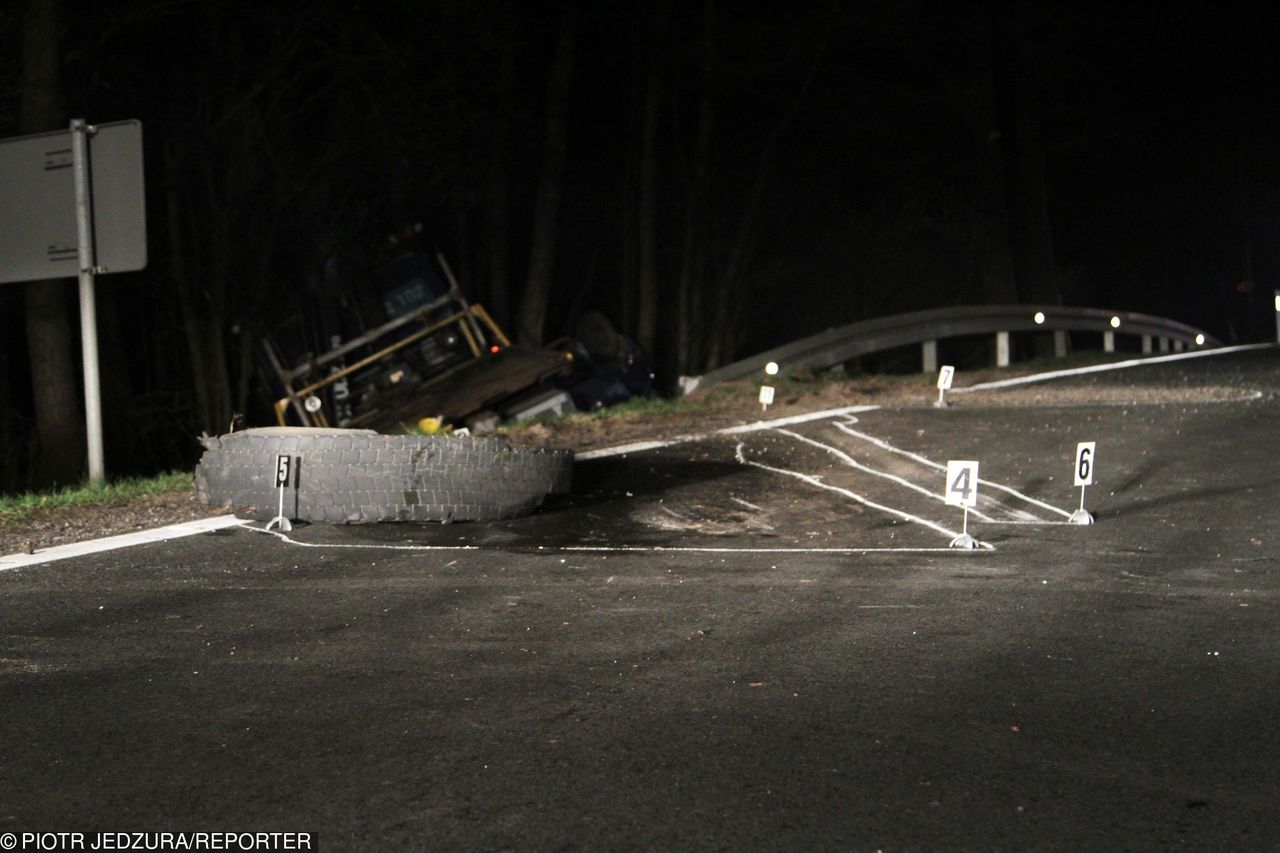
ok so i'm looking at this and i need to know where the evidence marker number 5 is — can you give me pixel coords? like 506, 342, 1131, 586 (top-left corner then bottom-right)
275, 454, 293, 488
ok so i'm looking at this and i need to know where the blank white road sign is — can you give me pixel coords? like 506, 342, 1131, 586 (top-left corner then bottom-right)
937, 365, 955, 390
0, 120, 147, 284
945, 460, 979, 507
1074, 442, 1096, 487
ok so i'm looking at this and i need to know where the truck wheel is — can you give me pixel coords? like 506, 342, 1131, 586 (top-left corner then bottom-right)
194, 427, 573, 523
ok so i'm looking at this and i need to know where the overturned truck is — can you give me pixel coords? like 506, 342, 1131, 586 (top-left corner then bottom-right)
261, 250, 575, 433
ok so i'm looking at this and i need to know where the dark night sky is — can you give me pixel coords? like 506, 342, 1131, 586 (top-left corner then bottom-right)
0, 0, 1277, 482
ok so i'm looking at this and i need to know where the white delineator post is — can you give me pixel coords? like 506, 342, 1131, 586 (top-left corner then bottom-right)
935, 364, 955, 408
1071, 441, 1095, 525
759, 361, 779, 412
1274, 289, 1280, 344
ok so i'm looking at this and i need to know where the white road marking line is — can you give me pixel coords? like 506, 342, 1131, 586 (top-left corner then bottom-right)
245, 526, 480, 551
559, 546, 969, 554
734, 443, 994, 549
833, 421, 1074, 520
715, 406, 881, 434
241, 523, 974, 555
952, 342, 1273, 393
773, 427, 1001, 523
577, 405, 881, 460
0, 515, 247, 570
577, 440, 682, 459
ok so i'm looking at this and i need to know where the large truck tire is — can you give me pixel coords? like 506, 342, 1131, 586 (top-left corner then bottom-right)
194, 427, 573, 523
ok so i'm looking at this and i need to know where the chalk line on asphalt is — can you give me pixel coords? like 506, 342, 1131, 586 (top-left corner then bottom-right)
0, 515, 246, 570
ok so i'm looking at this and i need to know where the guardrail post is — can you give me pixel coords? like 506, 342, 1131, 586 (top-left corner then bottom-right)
922, 340, 937, 374
996, 331, 1010, 367
1159, 337, 1169, 353
1174, 339, 1184, 352
1103, 331, 1115, 353
1054, 330, 1067, 358
1141, 334, 1152, 354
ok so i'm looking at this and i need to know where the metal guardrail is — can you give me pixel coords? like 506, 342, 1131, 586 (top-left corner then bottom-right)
679, 304, 1221, 394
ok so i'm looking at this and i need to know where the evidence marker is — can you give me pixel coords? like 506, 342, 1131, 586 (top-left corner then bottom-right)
944, 459, 981, 549
1070, 441, 1096, 525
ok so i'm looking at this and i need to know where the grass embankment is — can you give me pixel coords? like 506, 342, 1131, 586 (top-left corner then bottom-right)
0, 471, 193, 527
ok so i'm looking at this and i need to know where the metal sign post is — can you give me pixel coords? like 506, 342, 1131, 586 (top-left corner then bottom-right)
71, 120, 105, 485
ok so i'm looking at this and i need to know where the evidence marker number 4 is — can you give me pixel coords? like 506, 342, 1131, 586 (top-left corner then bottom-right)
945, 459, 979, 507
945, 459, 981, 549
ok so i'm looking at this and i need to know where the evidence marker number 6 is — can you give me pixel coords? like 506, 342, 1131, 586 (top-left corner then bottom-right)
1074, 441, 1095, 487
1070, 441, 1096, 525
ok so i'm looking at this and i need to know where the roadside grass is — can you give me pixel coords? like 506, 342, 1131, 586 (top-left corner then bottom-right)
582, 395, 687, 420
0, 471, 193, 526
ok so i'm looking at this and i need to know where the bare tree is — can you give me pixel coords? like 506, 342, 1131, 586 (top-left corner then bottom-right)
674, 0, 716, 378
517, 5, 577, 346
634, 2, 665, 362
20, 0, 85, 488
960, 10, 1019, 305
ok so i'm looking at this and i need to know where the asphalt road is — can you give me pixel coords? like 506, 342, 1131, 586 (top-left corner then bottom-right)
2, 349, 1278, 851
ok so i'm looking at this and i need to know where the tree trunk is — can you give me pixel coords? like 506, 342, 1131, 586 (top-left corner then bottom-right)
21, 0, 85, 488
517, 6, 576, 346
676, 0, 716, 377
636, 23, 662, 362
165, 143, 213, 432
702, 37, 824, 371
484, 133, 511, 329
1007, 46, 1059, 307
966, 10, 1018, 304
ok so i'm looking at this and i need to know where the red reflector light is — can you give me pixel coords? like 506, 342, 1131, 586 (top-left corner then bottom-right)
490, 345, 501, 354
